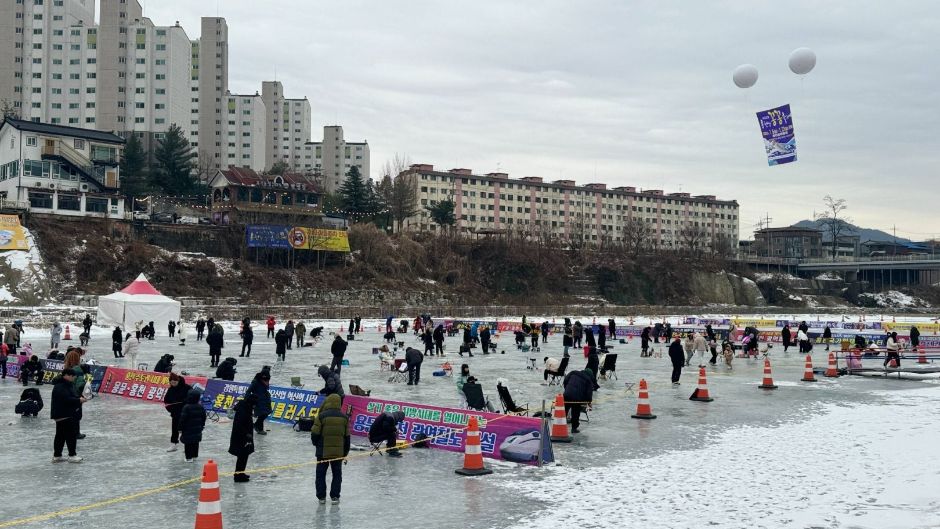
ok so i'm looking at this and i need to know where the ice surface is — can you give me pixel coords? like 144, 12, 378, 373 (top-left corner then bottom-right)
1, 317, 939, 529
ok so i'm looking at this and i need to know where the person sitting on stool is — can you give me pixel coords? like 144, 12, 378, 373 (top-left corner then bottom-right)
368, 411, 405, 457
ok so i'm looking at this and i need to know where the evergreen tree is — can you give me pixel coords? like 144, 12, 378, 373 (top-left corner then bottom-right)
151, 124, 197, 195
337, 166, 370, 220
426, 199, 456, 230
120, 133, 150, 209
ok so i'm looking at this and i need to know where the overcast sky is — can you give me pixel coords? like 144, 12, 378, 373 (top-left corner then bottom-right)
138, 1, 940, 239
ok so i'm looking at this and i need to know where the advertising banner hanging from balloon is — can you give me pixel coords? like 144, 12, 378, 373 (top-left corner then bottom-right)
756, 104, 797, 166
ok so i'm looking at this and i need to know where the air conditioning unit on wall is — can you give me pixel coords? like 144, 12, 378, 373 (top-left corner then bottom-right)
80, 184, 89, 192
48, 183, 55, 189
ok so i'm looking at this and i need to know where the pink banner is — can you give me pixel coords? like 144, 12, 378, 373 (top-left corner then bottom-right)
343, 395, 552, 465
99, 367, 208, 403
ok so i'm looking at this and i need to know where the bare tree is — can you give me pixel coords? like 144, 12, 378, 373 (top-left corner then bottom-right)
380, 154, 418, 233
194, 150, 216, 186
0, 99, 19, 120
678, 224, 709, 255
381, 153, 412, 181
815, 195, 854, 261
622, 217, 653, 258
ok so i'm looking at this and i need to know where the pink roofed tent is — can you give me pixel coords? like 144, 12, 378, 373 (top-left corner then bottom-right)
96, 274, 181, 332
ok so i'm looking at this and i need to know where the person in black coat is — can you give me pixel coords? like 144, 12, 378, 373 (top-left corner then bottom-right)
216, 357, 237, 381
241, 324, 254, 358
421, 328, 434, 356
668, 336, 685, 384
274, 329, 287, 361
911, 326, 921, 351
664, 323, 673, 341
196, 318, 206, 341
111, 327, 123, 358
163, 373, 190, 452
562, 328, 574, 357
330, 335, 347, 374
608, 318, 616, 339
207, 329, 223, 368
597, 326, 607, 351
798, 321, 808, 334
640, 327, 651, 357
461, 327, 474, 357
179, 390, 207, 462
246, 371, 272, 434
479, 326, 491, 355
541, 321, 550, 343
284, 321, 295, 350
781, 325, 792, 352
585, 347, 600, 390
318, 365, 344, 398
20, 354, 44, 385
153, 354, 174, 373
404, 347, 423, 385
822, 325, 832, 351
433, 325, 445, 356
653, 322, 663, 343
368, 411, 405, 457
562, 368, 594, 433
51, 370, 85, 462
168, 320, 176, 338
573, 322, 583, 348
585, 327, 596, 349
229, 393, 257, 482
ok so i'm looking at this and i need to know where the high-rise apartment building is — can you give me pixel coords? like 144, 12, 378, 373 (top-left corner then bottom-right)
223, 92, 266, 172
401, 164, 740, 247
196, 16, 228, 173
261, 81, 310, 171
302, 125, 370, 194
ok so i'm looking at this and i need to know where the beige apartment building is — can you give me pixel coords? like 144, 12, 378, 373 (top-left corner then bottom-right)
195, 16, 228, 172
401, 164, 739, 248
261, 81, 311, 171
303, 125, 370, 193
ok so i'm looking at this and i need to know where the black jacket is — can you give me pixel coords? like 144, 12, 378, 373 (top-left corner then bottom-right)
318, 365, 344, 397
433, 325, 445, 344
242, 326, 254, 344
597, 329, 606, 349
206, 332, 224, 355
421, 331, 434, 347
196, 320, 206, 332
463, 328, 471, 345
585, 328, 596, 348
641, 328, 651, 344
664, 324, 673, 339
782, 327, 792, 346
247, 376, 272, 418
50, 376, 81, 421
798, 322, 808, 333
275, 330, 287, 355
179, 391, 207, 444
705, 324, 716, 342
563, 333, 573, 347
228, 398, 255, 457
480, 328, 491, 344
405, 347, 423, 367
911, 326, 921, 345
331, 337, 347, 360
823, 327, 832, 339
112, 328, 122, 347
164, 378, 191, 417
216, 358, 237, 381
668, 340, 685, 365
585, 350, 599, 374
153, 355, 173, 373
563, 370, 594, 404
368, 412, 402, 443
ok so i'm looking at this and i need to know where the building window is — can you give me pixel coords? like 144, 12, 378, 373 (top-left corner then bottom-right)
58, 194, 81, 211
29, 191, 53, 209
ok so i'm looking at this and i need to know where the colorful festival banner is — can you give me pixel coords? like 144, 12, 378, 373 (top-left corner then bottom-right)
200, 379, 325, 424
756, 104, 797, 166
246, 225, 350, 252
98, 367, 208, 403
0, 214, 30, 250
344, 395, 552, 466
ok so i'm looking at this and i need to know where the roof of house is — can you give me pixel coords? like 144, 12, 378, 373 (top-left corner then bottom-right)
212, 167, 322, 193
1, 118, 124, 144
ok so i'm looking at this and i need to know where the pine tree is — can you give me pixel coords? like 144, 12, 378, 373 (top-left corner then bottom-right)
120, 133, 149, 208
151, 124, 196, 195
337, 166, 370, 220
426, 199, 456, 230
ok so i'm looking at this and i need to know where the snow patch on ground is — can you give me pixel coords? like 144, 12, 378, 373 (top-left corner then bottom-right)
497, 387, 940, 529
753, 272, 800, 282
859, 290, 926, 308
0, 285, 17, 302
417, 277, 438, 285
0, 226, 48, 302
816, 272, 842, 280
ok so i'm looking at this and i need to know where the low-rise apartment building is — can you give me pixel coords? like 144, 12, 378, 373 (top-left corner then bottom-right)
400, 164, 739, 248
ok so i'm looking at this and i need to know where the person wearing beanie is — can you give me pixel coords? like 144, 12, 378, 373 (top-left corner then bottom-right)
163, 373, 190, 452
178, 390, 207, 462
562, 367, 594, 433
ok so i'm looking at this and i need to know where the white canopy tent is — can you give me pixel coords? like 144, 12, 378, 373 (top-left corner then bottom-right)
96, 273, 181, 333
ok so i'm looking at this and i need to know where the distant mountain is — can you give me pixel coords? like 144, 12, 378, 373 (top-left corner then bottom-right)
791, 219, 911, 243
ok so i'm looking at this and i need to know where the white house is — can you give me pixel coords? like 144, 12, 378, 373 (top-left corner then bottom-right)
0, 118, 125, 218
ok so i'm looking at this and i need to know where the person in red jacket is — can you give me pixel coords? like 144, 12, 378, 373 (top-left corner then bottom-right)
266, 316, 276, 339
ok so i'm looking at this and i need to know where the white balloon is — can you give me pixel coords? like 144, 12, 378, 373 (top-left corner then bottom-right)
788, 47, 816, 75
732, 64, 759, 89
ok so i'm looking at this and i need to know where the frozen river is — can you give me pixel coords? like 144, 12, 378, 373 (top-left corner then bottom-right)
1, 317, 939, 529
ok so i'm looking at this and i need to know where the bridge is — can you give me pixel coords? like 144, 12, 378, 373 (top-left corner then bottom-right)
735, 254, 940, 286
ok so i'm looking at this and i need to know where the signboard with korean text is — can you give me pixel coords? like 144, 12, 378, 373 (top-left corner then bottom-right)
756, 104, 797, 166
98, 367, 208, 403
200, 379, 325, 424
246, 225, 350, 252
344, 395, 552, 465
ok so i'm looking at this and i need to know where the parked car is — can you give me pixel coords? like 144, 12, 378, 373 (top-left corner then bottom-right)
176, 216, 199, 225
198, 217, 212, 225
132, 211, 150, 221
151, 212, 175, 223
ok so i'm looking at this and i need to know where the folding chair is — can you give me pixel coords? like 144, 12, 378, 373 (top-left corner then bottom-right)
290, 376, 303, 388
599, 353, 618, 381
462, 384, 487, 411
546, 356, 569, 386
349, 384, 371, 396
388, 359, 408, 383
200, 393, 221, 423
497, 383, 529, 416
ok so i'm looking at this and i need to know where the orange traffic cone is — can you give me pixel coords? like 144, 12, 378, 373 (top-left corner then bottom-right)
631, 379, 657, 419
455, 416, 493, 476
194, 459, 223, 529
689, 367, 713, 402
63, 325, 72, 341
801, 355, 817, 382
917, 347, 927, 364
824, 352, 839, 377
549, 394, 572, 442
758, 358, 778, 389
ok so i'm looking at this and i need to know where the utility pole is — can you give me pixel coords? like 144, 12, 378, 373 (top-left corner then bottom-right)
893, 224, 897, 257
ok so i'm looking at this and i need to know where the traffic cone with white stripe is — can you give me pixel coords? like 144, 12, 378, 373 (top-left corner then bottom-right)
758, 358, 778, 389
917, 346, 927, 364
63, 325, 72, 341
825, 352, 839, 377
549, 393, 572, 442
801, 355, 817, 382
631, 379, 657, 419
689, 367, 714, 402
194, 459, 222, 529
455, 416, 493, 476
